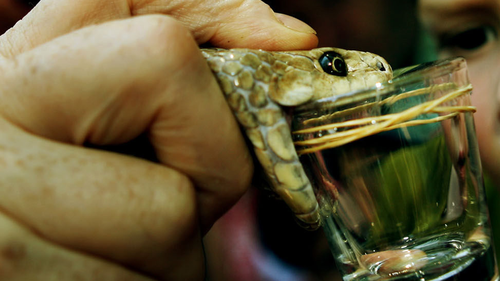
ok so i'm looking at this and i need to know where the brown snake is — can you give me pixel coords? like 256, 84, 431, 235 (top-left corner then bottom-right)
201, 47, 393, 229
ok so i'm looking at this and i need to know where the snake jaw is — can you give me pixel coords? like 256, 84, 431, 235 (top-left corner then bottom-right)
269, 68, 314, 106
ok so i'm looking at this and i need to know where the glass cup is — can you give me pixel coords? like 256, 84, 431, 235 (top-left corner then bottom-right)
292, 58, 498, 280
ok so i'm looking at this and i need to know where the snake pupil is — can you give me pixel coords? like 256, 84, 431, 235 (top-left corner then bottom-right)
333, 58, 346, 72
319, 51, 348, 76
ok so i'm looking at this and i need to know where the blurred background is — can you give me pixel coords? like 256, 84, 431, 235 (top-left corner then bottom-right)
0, 0, 35, 34
264, 0, 432, 68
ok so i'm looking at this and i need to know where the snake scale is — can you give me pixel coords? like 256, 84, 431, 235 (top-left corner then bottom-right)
201, 47, 393, 229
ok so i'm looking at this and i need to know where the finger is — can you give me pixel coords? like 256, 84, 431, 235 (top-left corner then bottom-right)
0, 15, 253, 230
0, 13, 250, 270
0, 0, 317, 57
0, 212, 155, 281
0, 118, 205, 280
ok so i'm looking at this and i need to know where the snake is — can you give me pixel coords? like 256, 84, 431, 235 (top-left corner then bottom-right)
201, 47, 393, 229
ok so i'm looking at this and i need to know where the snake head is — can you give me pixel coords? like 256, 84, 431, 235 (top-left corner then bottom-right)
312, 47, 393, 100
275, 47, 393, 103
202, 47, 393, 229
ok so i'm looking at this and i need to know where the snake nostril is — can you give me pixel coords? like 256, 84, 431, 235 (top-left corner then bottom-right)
376, 61, 386, 72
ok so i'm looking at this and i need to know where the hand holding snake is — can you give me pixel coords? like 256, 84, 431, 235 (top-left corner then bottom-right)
0, 0, 390, 280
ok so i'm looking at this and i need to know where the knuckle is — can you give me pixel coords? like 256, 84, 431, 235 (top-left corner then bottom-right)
128, 15, 198, 60
112, 15, 202, 90
138, 172, 198, 247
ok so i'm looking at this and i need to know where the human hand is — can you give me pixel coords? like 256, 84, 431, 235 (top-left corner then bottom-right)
0, 0, 317, 280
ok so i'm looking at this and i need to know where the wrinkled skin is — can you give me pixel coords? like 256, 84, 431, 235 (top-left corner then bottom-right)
0, 0, 318, 280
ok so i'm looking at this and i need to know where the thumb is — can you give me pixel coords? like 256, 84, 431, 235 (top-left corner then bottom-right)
0, 0, 318, 57
189, 7, 319, 50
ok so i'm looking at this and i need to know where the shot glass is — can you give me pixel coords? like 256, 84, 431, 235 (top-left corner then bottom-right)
292, 58, 498, 280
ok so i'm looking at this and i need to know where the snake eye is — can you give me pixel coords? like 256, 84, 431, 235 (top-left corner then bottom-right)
319, 51, 347, 76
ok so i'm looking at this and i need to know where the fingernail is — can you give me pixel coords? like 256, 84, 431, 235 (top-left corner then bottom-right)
275, 13, 316, 34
